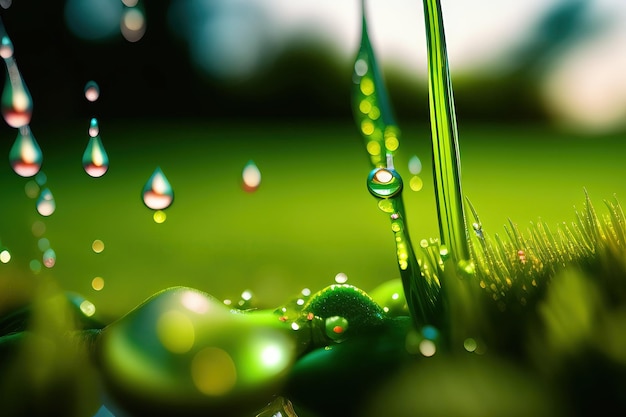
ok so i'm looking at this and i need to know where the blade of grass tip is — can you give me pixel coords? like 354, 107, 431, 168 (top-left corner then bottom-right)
422, 0, 469, 263
355, 2, 441, 330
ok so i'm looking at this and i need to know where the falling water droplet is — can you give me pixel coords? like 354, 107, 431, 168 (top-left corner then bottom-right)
0, 35, 13, 59
9, 125, 42, 177
82, 135, 109, 177
2, 57, 33, 128
88, 117, 99, 137
84, 80, 100, 102
142, 167, 174, 210
36, 188, 56, 216
42, 248, 56, 268
242, 160, 261, 192
367, 167, 402, 198
408, 155, 422, 175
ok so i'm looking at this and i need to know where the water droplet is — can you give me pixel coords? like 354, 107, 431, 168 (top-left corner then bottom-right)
88, 117, 99, 137
80, 300, 96, 317
9, 126, 42, 177
325, 316, 349, 342
82, 135, 109, 177
409, 175, 423, 192
334, 272, 348, 284
2, 57, 33, 127
42, 248, 56, 268
242, 160, 261, 192
439, 245, 449, 261
367, 167, 402, 198
36, 188, 56, 216
0, 35, 14, 59
408, 155, 422, 175
142, 167, 174, 210
84, 80, 100, 102
472, 222, 484, 239
0, 249, 11, 263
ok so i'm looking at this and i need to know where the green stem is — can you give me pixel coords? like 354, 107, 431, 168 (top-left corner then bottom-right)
423, 0, 469, 262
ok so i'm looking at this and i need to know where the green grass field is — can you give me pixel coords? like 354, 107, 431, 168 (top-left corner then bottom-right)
1, 121, 625, 318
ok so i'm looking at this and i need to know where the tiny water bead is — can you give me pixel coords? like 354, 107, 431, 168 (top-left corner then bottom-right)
88, 117, 99, 137
142, 166, 174, 210
84, 80, 100, 102
82, 135, 109, 177
1, 57, 33, 128
367, 167, 403, 198
36, 188, 56, 216
334, 272, 348, 284
9, 125, 42, 177
241, 160, 261, 192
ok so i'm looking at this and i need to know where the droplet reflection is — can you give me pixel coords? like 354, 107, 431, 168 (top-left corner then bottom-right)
142, 166, 174, 210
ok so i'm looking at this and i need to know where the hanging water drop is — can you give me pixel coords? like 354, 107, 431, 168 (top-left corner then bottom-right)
82, 135, 109, 177
88, 117, 99, 137
9, 125, 42, 177
408, 155, 422, 175
36, 188, 56, 216
142, 166, 174, 210
367, 167, 402, 198
2, 57, 33, 128
84, 80, 100, 102
0, 35, 13, 59
242, 160, 261, 192
42, 247, 56, 268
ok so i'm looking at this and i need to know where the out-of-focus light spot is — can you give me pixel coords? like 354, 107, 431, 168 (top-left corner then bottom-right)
0, 35, 14, 59
35, 171, 47, 186
360, 78, 374, 95
92, 239, 105, 253
261, 344, 283, 367
80, 300, 96, 317
223, 299, 232, 306
464, 337, 477, 352
121, 7, 146, 42
37, 237, 50, 251
409, 175, 423, 192
29, 259, 41, 273
291, 322, 300, 331
0, 250, 11, 263
0, 0, 12, 10
156, 310, 195, 353
84, 81, 100, 102
92, 404, 115, 417
241, 290, 253, 301
361, 120, 374, 135
354, 58, 368, 76
31, 220, 46, 237
122, 0, 138, 6
334, 272, 348, 284
64, 0, 123, 41
191, 347, 237, 396
153, 210, 167, 223
42, 248, 56, 268
301, 288, 311, 297
419, 339, 436, 357
92, 276, 105, 291
182, 290, 210, 314
296, 298, 305, 306
391, 292, 400, 300
242, 160, 261, 192
366, 140, 380, 155
36, 188, 56, 216
24, 180, 39, 198
408, 155, 422, 175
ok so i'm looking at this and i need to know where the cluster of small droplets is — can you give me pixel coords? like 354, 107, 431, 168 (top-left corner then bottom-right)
82, 90, 110, 178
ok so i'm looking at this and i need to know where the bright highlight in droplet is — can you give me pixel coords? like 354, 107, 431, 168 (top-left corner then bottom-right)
142, 166, 174, 210
242, 160, 261, 192
92, 239, 105, 253
0, 250, 11, 263
261, 344, 283, 367
92, 276, 105, 291
181, 290, 210, 314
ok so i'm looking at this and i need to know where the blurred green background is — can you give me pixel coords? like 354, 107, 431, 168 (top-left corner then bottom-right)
1, 0, 625, 319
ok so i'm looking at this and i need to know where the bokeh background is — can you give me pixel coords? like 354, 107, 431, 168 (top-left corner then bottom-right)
1, 0, 625, 319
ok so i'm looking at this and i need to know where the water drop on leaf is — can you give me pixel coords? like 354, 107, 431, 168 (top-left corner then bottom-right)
9, 125, 42, 177
142, 166, 174, 210
367, 167, 402, 198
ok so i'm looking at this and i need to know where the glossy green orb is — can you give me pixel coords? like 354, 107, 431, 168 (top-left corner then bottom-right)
368, 278, 409, 317
97, 287, 298, 416
367, 167, 403, 198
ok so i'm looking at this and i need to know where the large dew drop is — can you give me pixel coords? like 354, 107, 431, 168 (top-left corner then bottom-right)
82, 135, 109, 178
9, 125, 42, 177
242, 160, 261, 192
142, 167, 174, 210
2, 57, 33, 128
36, 188, 56, 216
367, 167, 403, 198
